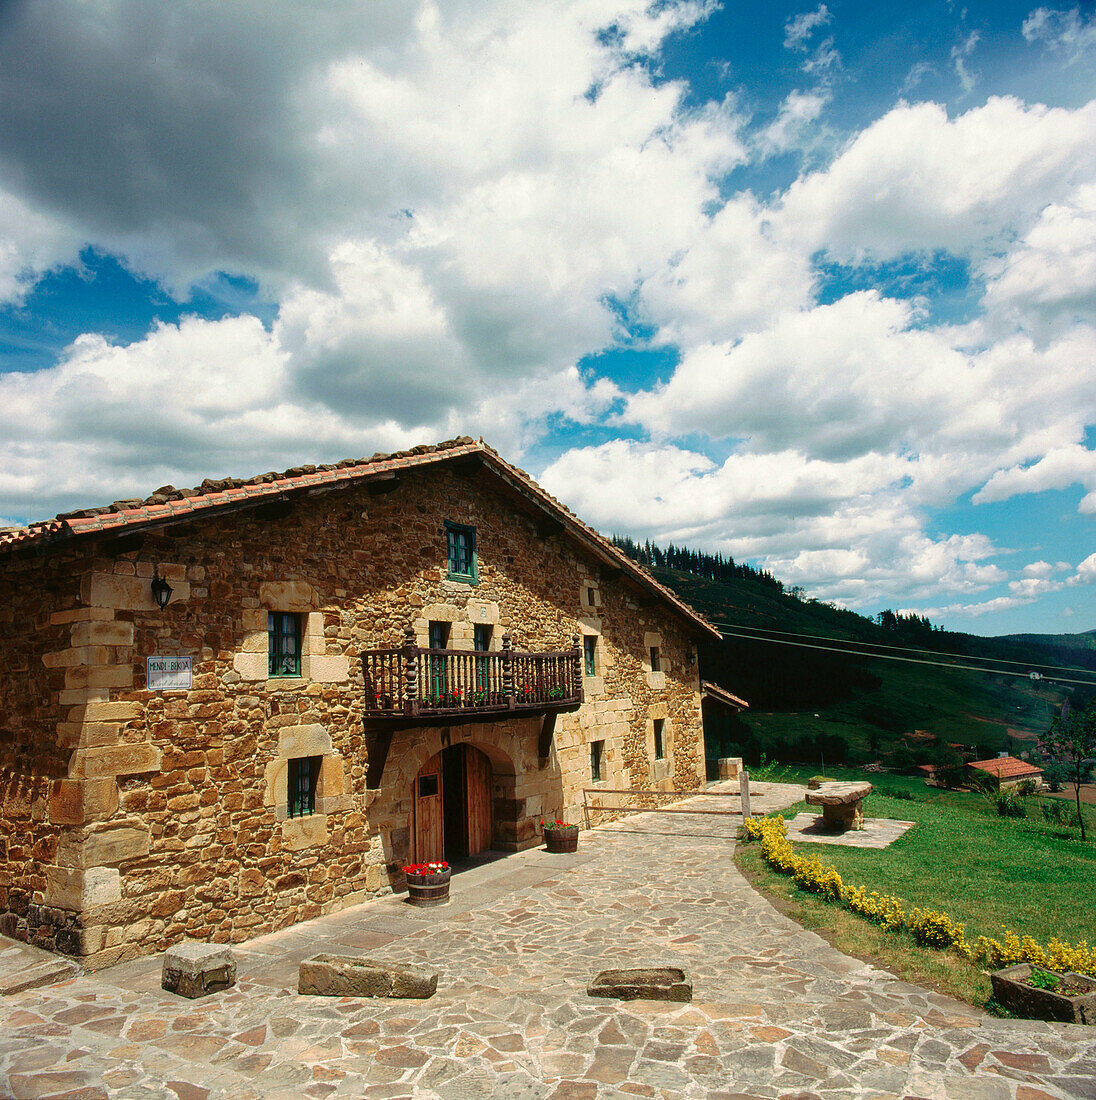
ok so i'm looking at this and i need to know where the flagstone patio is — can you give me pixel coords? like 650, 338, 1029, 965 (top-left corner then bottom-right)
1, 782, 1094, 1099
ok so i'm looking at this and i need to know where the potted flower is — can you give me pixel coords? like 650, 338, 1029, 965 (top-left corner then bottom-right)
403, 861, 451, 907
542, 819, 580, 853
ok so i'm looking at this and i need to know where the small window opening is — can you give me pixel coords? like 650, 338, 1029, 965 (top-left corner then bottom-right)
583, 635, 597, 676
288, 755, 320, 817
590, 739, 604, 782
446, 522, 478, 582
269, 612, 302, 677
653, 718, 665, 760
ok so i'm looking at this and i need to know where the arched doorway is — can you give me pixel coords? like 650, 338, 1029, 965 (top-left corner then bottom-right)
413, 743, 493, 863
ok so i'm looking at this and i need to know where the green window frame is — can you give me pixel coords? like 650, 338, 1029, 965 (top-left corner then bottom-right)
287, 755, 320, 818
583, 635, 597, 676
268, 612, 302, 677
446, 521, 478, 583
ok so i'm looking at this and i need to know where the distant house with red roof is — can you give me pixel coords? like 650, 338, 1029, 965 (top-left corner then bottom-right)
966, 755, 1044, 789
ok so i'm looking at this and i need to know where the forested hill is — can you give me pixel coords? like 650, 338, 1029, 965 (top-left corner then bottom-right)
612, 536, 1095, 766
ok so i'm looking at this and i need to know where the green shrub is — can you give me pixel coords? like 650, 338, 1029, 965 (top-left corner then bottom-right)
1017, 779, 1037, 797
1040, 800, 1081, 829
995, 789, 1027, 817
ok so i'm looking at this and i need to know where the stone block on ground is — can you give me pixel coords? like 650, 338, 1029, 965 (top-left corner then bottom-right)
161, 942, 236, 999
587, 966, 692, 1002
298, 954, 438, 998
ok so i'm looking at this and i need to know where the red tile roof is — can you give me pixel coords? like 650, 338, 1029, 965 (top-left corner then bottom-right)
0, 437, 720, 640
967, 756, 1044, 780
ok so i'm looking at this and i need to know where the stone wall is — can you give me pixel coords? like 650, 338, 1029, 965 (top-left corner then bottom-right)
0, 463, 705, 966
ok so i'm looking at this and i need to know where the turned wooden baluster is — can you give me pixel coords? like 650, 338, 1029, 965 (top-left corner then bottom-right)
502, 632, 514, 709
403, 625, 419, 717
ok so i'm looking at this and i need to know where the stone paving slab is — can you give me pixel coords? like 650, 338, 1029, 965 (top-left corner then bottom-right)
2, 782, 1094, 1098
786, 812, 916, 848
0, 936, 80, 995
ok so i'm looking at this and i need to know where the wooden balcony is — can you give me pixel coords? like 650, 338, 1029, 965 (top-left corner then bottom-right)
361, 631, 584, 722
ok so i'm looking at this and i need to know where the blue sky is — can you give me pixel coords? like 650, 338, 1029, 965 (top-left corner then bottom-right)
1, 1, 1095, 636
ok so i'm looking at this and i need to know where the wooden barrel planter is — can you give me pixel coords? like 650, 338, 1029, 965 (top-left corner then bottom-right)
543, 824, 579, 853
404, 865, 451, 907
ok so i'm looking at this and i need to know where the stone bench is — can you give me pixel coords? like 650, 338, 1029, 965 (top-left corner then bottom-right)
805, 781, 872, 831
299, 954, 438, 999
161, 942, 236, 999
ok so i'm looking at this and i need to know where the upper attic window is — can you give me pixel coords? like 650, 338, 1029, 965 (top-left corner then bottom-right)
446, 522, 478, 584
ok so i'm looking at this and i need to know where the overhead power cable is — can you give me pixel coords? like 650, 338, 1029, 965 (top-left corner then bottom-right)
715, 628, 1096, 688
707, 621, 1096, 678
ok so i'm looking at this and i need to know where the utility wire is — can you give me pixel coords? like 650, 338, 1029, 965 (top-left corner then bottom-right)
716, 628, 1096, 688
707, 620, 1096, 678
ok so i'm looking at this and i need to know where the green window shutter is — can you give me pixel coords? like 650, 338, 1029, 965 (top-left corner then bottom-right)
445, 522, 478, 582
269, 612, 302, 677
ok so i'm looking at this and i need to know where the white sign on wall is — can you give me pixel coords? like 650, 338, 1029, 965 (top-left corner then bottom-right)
147, 656, 192, 691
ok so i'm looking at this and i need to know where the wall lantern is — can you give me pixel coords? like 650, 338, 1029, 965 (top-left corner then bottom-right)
150, 571, 173, 610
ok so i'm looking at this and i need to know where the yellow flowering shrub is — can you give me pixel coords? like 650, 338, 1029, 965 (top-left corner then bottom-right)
742, 814, 1095, 976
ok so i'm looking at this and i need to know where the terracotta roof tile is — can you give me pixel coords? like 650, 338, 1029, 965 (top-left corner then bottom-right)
968, 756, 1044, 779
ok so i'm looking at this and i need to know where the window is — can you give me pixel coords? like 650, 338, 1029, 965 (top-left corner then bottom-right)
649, 646, 661, 672
288, 755, 320, 818
585, 585, 597, 607
590, 739, 604, 782
583, 635, 597, 676
653, 718, 665, 760
473, 624, 492, 652
446, 522, 478, 583
268, 612, 302, 677
428, 621, 449, 697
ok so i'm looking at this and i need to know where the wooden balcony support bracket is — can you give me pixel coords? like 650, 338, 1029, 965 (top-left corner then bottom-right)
539, 712, 557, 767
365, 724, 394, 789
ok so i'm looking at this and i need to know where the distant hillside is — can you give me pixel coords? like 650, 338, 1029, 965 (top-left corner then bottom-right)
612, 538, 1094, 768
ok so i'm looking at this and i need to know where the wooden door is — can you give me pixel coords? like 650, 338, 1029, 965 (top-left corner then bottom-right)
465, 747, 492, 855
414, 753, 444, 862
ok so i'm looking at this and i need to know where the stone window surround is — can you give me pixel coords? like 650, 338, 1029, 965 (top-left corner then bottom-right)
412, 600, 500, 650
232, 581, 349, 687
580, 579, 602, 611
647, 702, 672, 780
263, 722, 351, 850
643, 631, 667, 690
578, 619, 604, 696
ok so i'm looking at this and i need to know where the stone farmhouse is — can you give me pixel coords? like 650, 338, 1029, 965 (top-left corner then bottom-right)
0, 437, 722, 968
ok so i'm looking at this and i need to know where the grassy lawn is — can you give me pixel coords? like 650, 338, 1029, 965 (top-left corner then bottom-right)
736, 763, 1096, 1006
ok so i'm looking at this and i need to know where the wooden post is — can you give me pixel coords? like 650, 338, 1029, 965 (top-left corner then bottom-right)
740, 768, 751, 820
403, 625, 419, 717
502, 632, 514, 709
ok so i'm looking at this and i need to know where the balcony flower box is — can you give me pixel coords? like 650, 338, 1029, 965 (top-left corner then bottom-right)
543, 820, 579, 853
990, 963, 1096, 1025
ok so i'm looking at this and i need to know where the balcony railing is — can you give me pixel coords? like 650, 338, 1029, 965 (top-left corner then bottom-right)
362, 631, 583, 719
